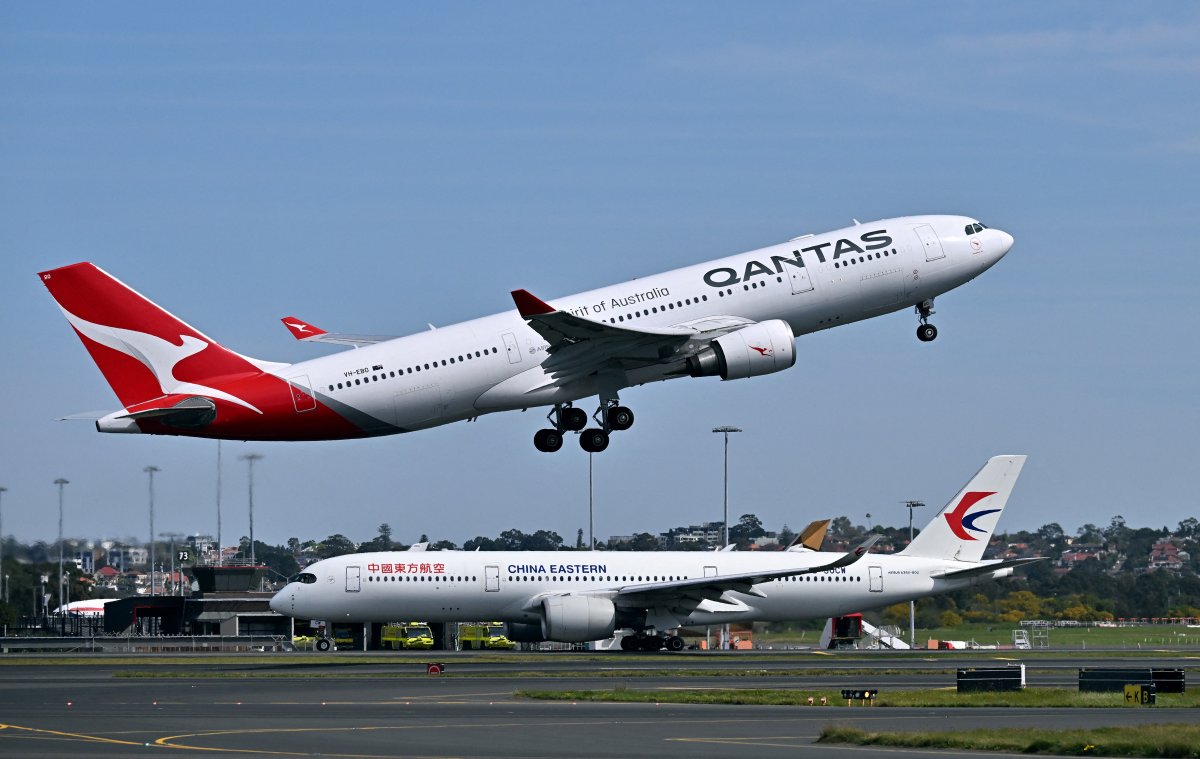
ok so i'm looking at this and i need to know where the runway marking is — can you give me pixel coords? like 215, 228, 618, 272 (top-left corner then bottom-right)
0, 723, 145, 748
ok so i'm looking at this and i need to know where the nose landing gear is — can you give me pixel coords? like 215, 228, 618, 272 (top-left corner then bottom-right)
915, 300, 938, 342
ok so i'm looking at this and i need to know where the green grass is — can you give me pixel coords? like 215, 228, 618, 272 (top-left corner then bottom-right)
760, 623, 1200, 650
818, 724, 1200, 757
113, 667, 952, 679
517, 687, 1200, 708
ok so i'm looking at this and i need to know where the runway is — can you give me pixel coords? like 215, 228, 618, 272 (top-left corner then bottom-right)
2, 651, 1196, 758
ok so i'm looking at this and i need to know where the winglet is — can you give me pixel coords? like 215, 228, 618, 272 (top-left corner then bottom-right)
281, 316, 328, 341
802, 534, 881, 574
511, 289, 556, 317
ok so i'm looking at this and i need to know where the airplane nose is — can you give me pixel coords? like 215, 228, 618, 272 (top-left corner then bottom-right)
994, 229, 1014, 257
269, 590, 285, 614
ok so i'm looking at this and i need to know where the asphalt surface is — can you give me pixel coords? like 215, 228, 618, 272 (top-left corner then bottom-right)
2, 651, 1197, 758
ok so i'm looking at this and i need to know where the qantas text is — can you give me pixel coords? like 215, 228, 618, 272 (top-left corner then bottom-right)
701, 229, 893, 288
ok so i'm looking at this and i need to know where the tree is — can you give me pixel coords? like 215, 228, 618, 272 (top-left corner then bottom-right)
1178, 517, 1198, 538
1037, 523, 1064, 544
730, 514, 766, 547
576, 529, 584, 549
830, 517, 853, 537
317, 534, 357, 558
377, 524, 393, 550
777, 523, 796, 548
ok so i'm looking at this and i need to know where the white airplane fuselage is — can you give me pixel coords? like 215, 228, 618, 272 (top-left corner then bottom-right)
43, 214, 1011, 445
273, 455, 1033, 643
274, 549, 1003, 629
286, 215, 1010, 434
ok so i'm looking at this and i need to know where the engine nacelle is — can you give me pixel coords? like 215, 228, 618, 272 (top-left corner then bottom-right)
505, 622, 546, 644
687, 319, 796, 380
541, 595, 617, 643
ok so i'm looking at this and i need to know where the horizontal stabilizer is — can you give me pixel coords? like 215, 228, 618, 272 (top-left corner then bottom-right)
57, 410, 110, 421
931, 557, 1046, 580
280, 316, 395, 348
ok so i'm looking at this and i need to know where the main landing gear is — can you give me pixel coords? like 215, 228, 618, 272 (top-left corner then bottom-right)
618, 632, 685, 652
532, 399, 635, 453
915, 299, 938, 342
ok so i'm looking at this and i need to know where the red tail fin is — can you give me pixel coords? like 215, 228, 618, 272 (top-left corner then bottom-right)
39, 263, 270, 409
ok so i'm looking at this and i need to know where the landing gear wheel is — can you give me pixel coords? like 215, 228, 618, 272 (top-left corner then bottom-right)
534, 428, 564, 452
316, 638, 332, 652
666, 636, 685, 652
916, 324, 938, 342
620, 635, 637, 652
606, 406, 634, 431
639, 636, 664, 652
561, 406, 588, 432
579, 428, 609, 453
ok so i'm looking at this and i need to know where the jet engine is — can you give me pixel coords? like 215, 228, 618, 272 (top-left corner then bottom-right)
540, 595, 617, 642
686, 319, 796, 380
505, 622, 546, 644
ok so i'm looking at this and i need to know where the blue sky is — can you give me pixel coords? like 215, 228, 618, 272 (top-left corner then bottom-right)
2, 3, 1197, 550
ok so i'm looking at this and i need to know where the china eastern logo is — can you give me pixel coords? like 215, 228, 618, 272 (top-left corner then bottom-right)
944, 491, 1000, 540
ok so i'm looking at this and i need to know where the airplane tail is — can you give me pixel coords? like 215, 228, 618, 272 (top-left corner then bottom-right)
900, 455, 1027, 563
38, 263, 280, 409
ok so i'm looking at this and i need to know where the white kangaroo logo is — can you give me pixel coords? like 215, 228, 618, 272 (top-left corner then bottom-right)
59, 307, 263, 414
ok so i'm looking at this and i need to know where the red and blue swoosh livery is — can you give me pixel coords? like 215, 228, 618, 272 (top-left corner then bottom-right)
943, 491, 1001, 541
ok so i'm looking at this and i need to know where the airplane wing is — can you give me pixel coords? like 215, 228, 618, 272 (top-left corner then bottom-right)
608, 534, 882, 608
280, 317, 398, 349
930, 557, 1046, 580
517, 535, 882, 617
510, 290, 751, 385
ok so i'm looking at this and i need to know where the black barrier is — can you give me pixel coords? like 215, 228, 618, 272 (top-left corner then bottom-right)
1079, 668, 1186, 694
1079, 668, 1151, 692
1152, 669, 1185, 694
957, 666, 1025, 693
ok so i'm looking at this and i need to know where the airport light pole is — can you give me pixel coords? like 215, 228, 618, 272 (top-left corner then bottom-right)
712, 427, 742, 548
161, 532, 185, 596
588, 453, 594, 550
145, 466, 159, 596
0, 486, 6, 604
903, 500, 925, 648
216, 440, 223, 566
54, 478, 68, 627
240, 453, 263, 565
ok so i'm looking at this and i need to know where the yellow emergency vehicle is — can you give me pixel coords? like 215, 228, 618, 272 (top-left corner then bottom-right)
382, 622, 434, 650
460, 622, 515, 649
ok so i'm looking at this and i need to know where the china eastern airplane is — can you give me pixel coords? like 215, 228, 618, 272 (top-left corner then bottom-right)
40, 215, 1012, 452
272, 456, 1041, 650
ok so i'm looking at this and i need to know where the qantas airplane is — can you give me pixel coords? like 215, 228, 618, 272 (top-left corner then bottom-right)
271, 456, 1041, 651
40, 214, 1012, 452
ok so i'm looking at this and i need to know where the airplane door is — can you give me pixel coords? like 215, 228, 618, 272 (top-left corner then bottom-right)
704, 566, 718, 578
502, 332, 522, 364
287, 375, 317, 413
868, 566, 883, 592
914, 224, 945, 261
346, 565, 361, 593
484, 565, 500, 592
787, 252, 815, 294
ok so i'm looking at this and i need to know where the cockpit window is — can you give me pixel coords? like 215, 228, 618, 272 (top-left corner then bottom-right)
964, 222, 987, 234
294, 572, 317, 584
